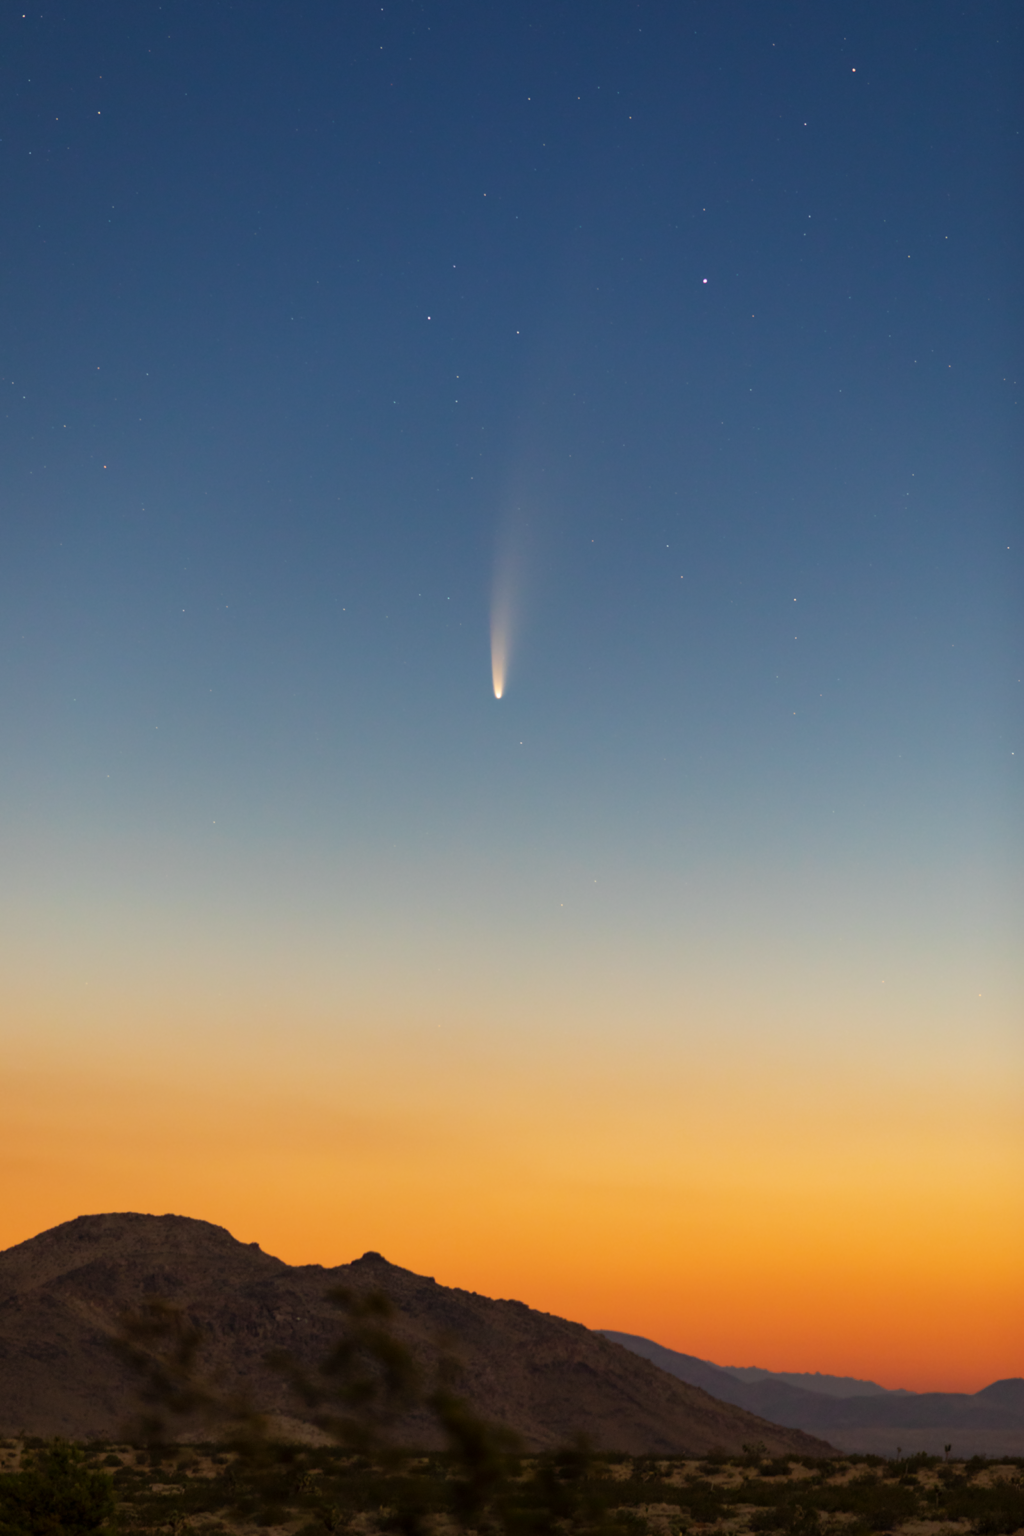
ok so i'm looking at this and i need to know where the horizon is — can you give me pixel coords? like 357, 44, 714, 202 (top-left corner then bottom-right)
2, 1208, 1016, 1398
1, 0, 1020, 1402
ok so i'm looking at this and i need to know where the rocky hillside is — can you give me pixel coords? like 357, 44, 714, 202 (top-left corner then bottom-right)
0, 1213, 834, 1455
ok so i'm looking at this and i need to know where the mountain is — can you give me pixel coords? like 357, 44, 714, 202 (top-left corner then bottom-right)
0, 1214, 833, 1455
600, 1332, 1024, 1458
598, 1335, 752, 1405
721, 1367, 910, 1399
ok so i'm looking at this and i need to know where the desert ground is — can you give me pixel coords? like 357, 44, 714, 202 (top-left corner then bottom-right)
1, 1436, 1022, 1536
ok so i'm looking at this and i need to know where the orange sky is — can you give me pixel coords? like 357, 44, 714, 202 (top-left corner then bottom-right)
3, 963, 1021, 1394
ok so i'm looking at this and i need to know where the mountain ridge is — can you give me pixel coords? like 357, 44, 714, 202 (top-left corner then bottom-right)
599, 1332, 1024, 1457
719, 1366, 912, 1399
0, 1213, 833, 1456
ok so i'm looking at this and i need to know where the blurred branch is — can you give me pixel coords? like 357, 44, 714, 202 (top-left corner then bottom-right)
265, 1287, 421, 1459
111, 1297, 266, 1448
114, 1287, 532, 1531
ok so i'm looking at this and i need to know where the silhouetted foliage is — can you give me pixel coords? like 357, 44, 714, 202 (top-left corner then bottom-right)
111, 1286, 530, 1532
110, 1295, 266, 1449
265, 1288, 422, 1460
0, 1441, 117, 1535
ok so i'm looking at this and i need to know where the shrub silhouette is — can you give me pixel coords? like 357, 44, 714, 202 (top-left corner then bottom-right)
0, 1441, 117, 1535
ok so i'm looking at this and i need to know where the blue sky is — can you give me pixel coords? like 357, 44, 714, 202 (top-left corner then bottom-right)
1, 1, 1020, 1387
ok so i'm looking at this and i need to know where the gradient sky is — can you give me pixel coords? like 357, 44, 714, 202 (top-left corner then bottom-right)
1, 2, 1021, 1394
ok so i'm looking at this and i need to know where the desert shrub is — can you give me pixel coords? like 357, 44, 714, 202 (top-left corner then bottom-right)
798, 1477, 918, 1530
607, 1514, 649, 1536
632, 1456, 663, 1482
973, 1516, 1018, 1536
256, 1503, 290, 1527
750, 1504, 820, 1535
902, 1454, 936, 1473
700, 1450, 730, 1469
940, 1480, 1024, 1534
0, 1440, 117, 1535
751, 1508, 785, 1531
503, 1446, 601, 1529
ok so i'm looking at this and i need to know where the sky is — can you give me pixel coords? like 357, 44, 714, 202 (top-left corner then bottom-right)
0, 1, 1020, 1394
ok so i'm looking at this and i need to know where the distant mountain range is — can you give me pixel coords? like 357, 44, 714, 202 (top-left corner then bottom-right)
720, 1366, 913, 1399
600, 1332, 1024, 1458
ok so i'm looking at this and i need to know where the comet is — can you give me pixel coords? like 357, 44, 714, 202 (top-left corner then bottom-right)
490, 496, 534, 698
490, 581, 511, 698
490, 513, 523, 699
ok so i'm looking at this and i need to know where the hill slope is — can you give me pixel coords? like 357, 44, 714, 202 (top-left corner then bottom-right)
0, 1214, 833, 1456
